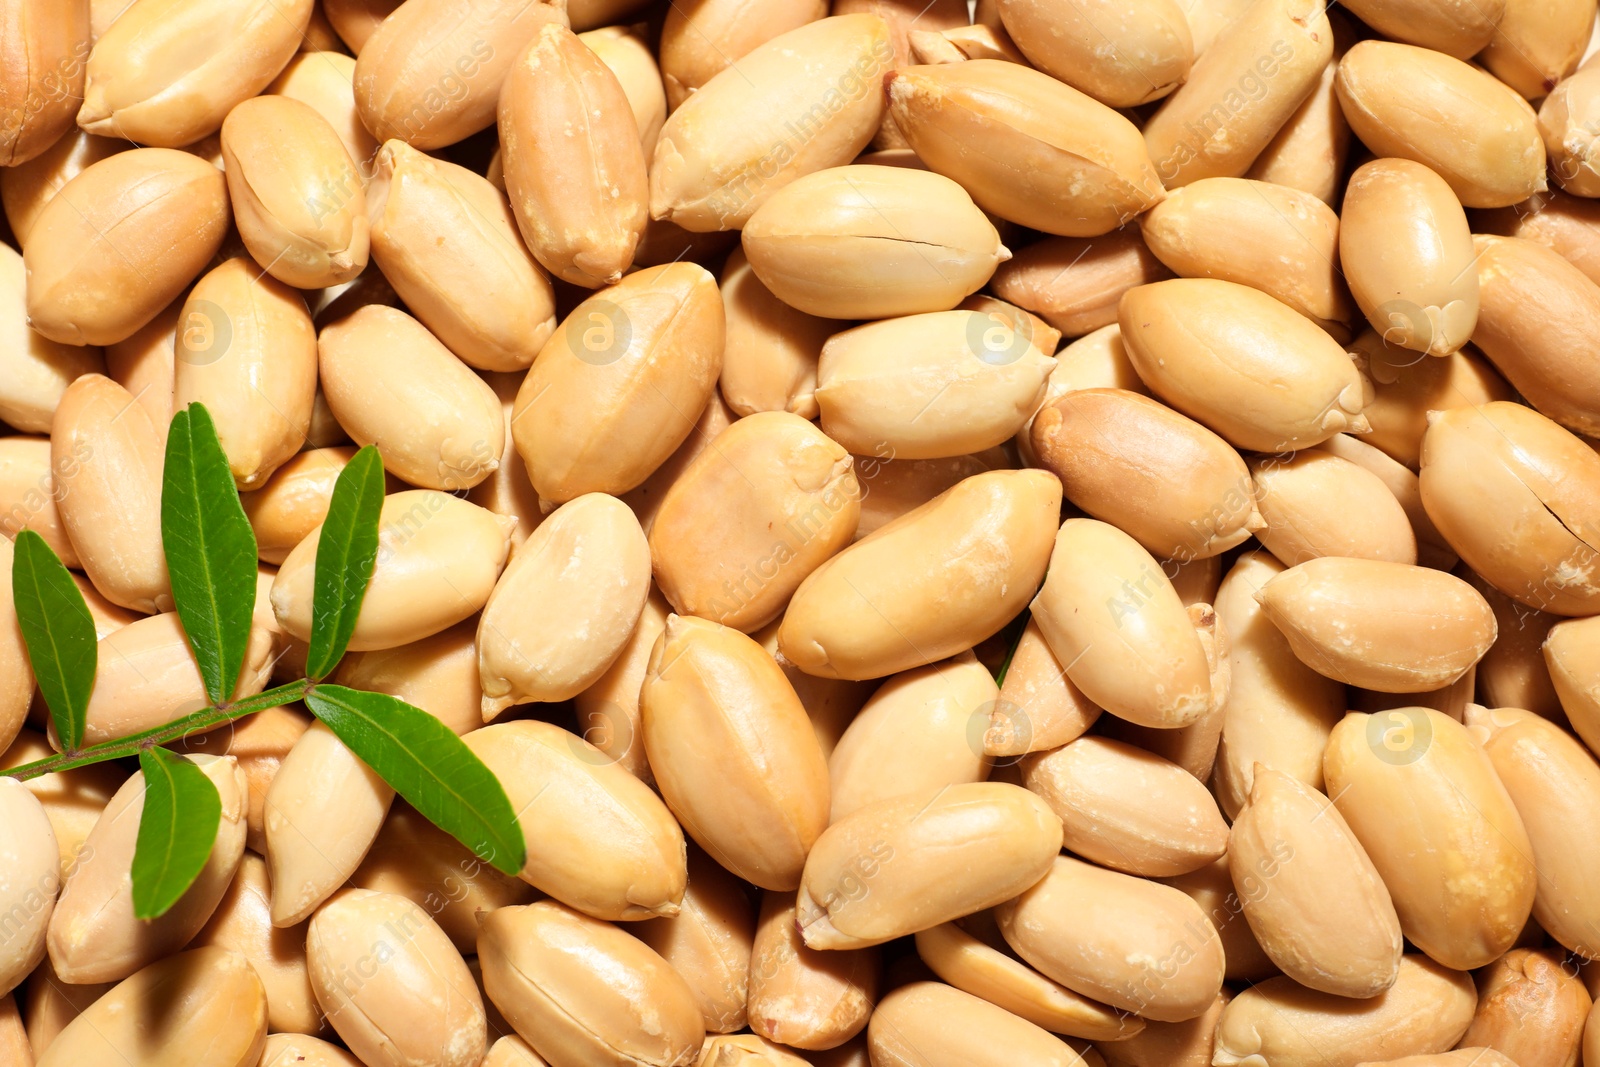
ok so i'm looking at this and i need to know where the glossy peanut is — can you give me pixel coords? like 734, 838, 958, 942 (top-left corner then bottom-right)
307, 888, 486, 1067
1119, 279, 1370, 452
513, 264, 724, 503
463, 720, 687, 920
78, 0, 311, 146
23, 149, 228, 346
779, 470, 1059, 680
1251, 450, 1417, 567
1335, 41, 1546, 208
868, 981, 1099, 1067
1323, 708, 1536, 970
748, 890, 878, 1050
272, 491, 513, 650
367, 140, 556, 371
995, 855, 1226, 1023
797, 782, 1061, 950
649, 413, 859, 632
991, 231, 1171, 339
641, 615, 830, 891
478, 901, 705, 1067
887, 60, 1164, 236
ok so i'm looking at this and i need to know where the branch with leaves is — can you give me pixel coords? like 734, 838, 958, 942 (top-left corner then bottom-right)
5, 403, 526, 919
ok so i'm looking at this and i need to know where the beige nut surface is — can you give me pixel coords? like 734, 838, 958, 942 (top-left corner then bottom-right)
306, 888, 486, 1067
464, 720, 686, 920
478, 901, 706, 1067
641, 615, 830, 892
797, 782, 1062, 950
778, 469, 1060, 681
1323, 708, 1536, 971
1118, 278, 1370, 453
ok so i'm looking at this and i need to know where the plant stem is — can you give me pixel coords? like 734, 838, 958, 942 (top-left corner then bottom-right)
2, 679, 314, 781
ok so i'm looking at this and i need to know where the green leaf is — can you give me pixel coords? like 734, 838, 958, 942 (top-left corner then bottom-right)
131, 747, 222, 920
305, 685, 525, 875
161, 404, 259, 706
305, 446, 384, 680
10, 530, 97, 752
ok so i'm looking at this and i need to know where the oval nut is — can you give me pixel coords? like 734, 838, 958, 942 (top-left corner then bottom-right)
272, 491, 514, 651
1119, 278, 1371, 452
649, 15, 893, 232
77, 0, 311, 147
717, 247, 833, 420
1339, 159, 1478, 357
477, 493, 650, 711
35, 947, 267, 1067
366, 139, 557, 372
220, 94, 369, 290
995, 0, 1191, 108
1334, 41, 1546, 209
886, 60, 1164, 237
306, 888, 486, 1067
1211, 955, 1476, 1067
1250, 449, 1418, 568
478, 901, 706, 1067
641, 615, 831, 891
991, 233, 1170, 341
1227, 767, 1402, 998
462, 720, 688, 921
1030, 518, 1215, 729
0, 778, 57, 997
995, 854, 1225, 1023
240, 447, 356, 566
633, 847, 755, 1035
815, 310, 1054, 461
868, 981, 1099, 1067
778, 469, 1060, 681
797, 782, 1062, 950
0, 244, 104, 436
741, 165, 1007, 320
746, 889, 879, 1050
659, 0, 825, 109
1457, 947, 1591, 1067
1323, 708, 1536, 970
1347, 331, 1511, 469
195, 852, 321, 1036
23, 148, 228, 346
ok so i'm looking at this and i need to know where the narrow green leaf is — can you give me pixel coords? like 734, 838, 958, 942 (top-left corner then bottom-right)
305, 447, 384, 680
131, 747, 222, 920
305, 685, 525, 875
161, 404, 258, 706
10, 530, 97, 751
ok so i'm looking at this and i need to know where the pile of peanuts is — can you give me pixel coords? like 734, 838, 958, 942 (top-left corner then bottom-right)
7, 0, 1600, 1064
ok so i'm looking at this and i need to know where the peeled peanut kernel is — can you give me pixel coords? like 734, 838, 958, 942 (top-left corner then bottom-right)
742, 166, 1007, 320
220, 94, 369, 290
779, 470, 1059, 681
1340, 158, 1477, 357
1229, 767, 1402, 998
642, 615, 830, 891
23, 149, 228, 347
1030, 518, 1215, 729
35, 947, 266, 1067
1323, 708, 1536, 970
1119, 279, 1371, 452
272, 491, 514, 651
868, 981, 1099, 1067
478, 901, 706, 1067
828, 653, 995, 823
463, 720, 687, 921
366, 140, 556, 372
1257, 558, 1495, 694
887, 60, 1164, 237
797, 782, 1062, 950
513, 264, 724, 503
351, 0, 565, 150
650, 413, 859, 632
78, 0, 312, 147
1031, 388, 1259, 561
306, 889, 486, 1067
1021, 736, 1228, 878
650, 15, 893, 232
1334, 40, 1546, 209
47, 755, 247, 984
1212, 955, 1476, 1067
747, 889, 879, 1050
498, 22, 649, 289
995, 854, 1226, 1023
477, 493, 650, 711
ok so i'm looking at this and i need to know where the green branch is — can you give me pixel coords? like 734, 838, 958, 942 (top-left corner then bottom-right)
2, 679, 313, 781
